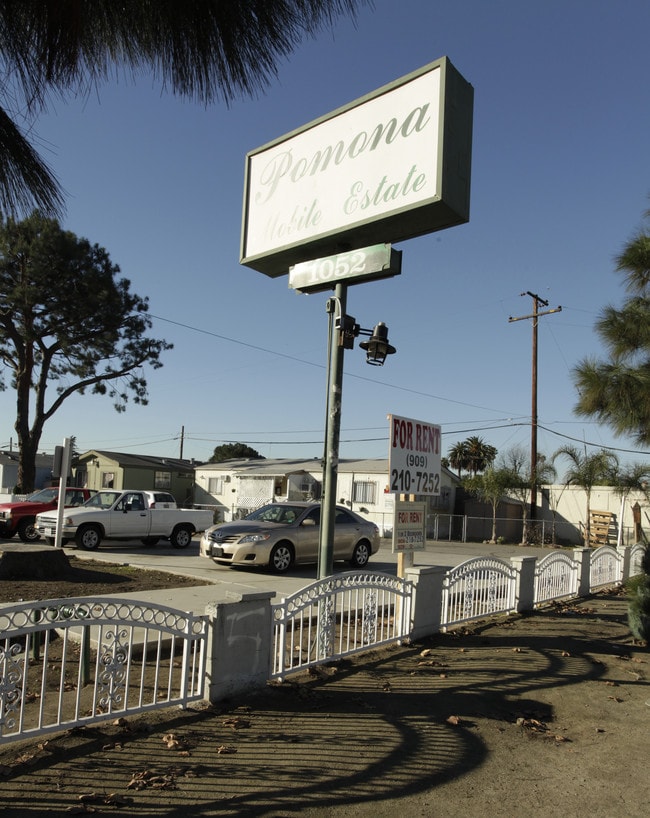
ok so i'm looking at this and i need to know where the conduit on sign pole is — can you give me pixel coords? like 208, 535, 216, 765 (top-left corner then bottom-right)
54, 437, 72, 548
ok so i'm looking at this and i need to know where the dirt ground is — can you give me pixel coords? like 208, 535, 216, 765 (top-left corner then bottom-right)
1, 564, 648, 818
0, 554, 211, 605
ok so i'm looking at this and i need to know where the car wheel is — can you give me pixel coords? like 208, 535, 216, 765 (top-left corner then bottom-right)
269, 542, 294, 573
17, 518, 40, 543
170, 525, 193, 549
76, 524, 101, 550
141, 537, 160, 547
349, 540, 371, 568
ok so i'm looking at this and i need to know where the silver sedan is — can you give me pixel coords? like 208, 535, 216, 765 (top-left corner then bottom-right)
199, 501, 380, 573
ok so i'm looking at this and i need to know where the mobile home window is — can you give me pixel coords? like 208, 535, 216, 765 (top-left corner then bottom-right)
208, 477, 225, 494
352, 481, 376, 505
154, 471, 171, 490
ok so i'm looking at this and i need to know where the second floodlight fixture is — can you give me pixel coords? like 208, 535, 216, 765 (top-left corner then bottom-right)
336, 313, 396, 366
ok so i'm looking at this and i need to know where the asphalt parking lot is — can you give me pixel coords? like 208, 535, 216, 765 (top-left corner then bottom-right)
0, 534, 554, 604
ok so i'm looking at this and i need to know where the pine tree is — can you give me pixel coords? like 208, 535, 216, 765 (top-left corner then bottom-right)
574, 209, 650, 445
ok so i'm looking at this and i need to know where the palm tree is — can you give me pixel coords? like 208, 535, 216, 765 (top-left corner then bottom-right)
574, 210, 650, 445
463, 466, 512, 544
500, 445, 556, 544
552, 445, 619, 545
464, 436, 498, 476
448, 441, 469, 478
448, 436, 497, 478
610, 463, 650, 546
0, 0, 367, 218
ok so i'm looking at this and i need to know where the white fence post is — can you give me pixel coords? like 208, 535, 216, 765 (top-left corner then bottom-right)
619, 545, 633, 581
204, 591, 274, 703
510, 556, 537, 612
405, 565, 446, 640
573, 547, 592, 597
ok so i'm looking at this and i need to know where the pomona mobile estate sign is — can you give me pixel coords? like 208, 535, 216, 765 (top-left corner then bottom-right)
241, 57, 473, 277
388, 414, 441, 496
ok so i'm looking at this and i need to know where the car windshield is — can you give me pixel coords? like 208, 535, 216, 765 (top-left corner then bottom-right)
245, 504, 306, 524
84, 491, 120, 509
26, 488, 58, 503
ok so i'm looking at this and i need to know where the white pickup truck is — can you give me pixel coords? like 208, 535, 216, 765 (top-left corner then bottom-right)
35, 489, 214, 550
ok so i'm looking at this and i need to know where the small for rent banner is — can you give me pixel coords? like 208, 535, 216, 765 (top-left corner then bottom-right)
393, 500, 427, 552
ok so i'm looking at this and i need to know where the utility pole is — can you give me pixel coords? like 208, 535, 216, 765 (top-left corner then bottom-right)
179, 426, 185, 459
509, 292, 562, 520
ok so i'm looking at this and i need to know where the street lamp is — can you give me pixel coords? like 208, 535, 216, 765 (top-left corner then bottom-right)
359, 322, 396, 366
336, 314, 396, 364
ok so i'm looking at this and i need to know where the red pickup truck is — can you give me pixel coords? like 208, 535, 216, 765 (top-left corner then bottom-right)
0, 487, 94, 543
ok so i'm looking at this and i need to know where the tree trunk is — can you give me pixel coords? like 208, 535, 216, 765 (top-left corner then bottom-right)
15, 428, 38, 492
14, 349, 39, 491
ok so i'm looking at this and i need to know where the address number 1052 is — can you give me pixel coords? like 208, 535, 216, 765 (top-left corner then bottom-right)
291, 250, 370, 288
289, 244, 401, 293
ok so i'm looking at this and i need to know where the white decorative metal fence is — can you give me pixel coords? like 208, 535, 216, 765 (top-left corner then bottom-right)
271, 572, 412, 681
590, 545, 623, 588
629, 542, 646, 575
441, 557, 517, 630
0, 597, 207, 745
1, 544, 646, 747
534, 551, 580, 606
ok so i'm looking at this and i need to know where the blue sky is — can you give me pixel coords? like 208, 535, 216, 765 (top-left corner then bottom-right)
2, 0, 650, 473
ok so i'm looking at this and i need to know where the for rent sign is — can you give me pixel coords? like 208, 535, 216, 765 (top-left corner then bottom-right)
393, 500, 427, 552
388, 414, 441, 496
241, 57, 473, 277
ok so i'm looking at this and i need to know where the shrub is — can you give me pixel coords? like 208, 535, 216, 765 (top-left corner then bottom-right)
628, 545, 650, 642
628, 576, 650, 642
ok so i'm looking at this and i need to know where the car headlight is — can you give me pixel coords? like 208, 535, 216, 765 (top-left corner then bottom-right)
238, 532, 272, 544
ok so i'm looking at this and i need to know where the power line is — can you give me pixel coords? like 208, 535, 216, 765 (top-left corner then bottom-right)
536, 424, 650, 456
181, 421, 650, 456
31, 312, 641, 460
149, 313, 524, 417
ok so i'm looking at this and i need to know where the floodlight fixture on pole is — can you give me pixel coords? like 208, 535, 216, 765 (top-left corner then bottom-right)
334, 312, 397, 364
359, 322, 396, 366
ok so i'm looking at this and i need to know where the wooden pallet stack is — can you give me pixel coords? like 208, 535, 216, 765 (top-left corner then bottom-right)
586, 510, 617, 546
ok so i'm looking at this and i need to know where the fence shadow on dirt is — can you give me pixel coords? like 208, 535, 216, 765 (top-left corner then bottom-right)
1, 591, 639, 817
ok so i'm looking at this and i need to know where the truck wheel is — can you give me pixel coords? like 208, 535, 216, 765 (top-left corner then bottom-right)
18, 519, 41, 543
141, 537, 160, 547
170, 525, 193, 549
76, 524, 102, 550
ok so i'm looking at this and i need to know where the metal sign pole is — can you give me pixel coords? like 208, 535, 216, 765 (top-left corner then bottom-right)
318, 281, 348, 579
54, 437, 72, 548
